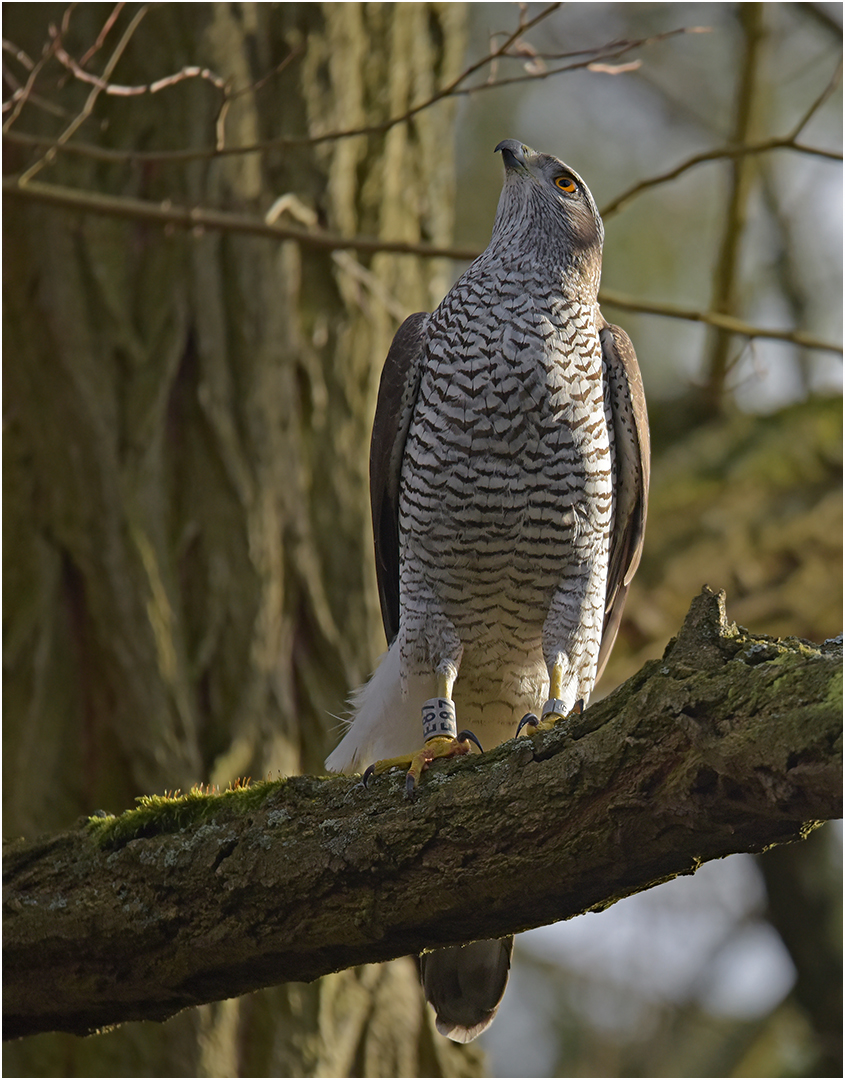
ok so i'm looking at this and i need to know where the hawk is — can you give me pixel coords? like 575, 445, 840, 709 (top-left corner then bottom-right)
327, 139, 650, 1042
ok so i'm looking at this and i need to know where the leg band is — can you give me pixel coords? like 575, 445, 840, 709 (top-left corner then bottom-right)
541, 698, 568, 719
422, 698, 457, 741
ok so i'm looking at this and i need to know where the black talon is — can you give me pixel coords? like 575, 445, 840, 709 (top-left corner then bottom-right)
405, 773, 417, 799
457, 729, 484, 753
573, 699, 585, 715
516, 712, 539, 736
362, 763, 376, 788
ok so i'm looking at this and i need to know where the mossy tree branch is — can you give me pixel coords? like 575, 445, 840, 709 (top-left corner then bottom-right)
4, 589, 841, 1042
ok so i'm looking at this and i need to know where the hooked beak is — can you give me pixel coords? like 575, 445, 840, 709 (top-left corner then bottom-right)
495, 139, 531, 171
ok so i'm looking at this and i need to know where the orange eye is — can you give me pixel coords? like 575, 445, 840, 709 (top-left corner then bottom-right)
554, 175, 576, 194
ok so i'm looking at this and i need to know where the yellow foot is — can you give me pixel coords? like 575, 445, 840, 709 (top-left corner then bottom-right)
516, 699, 584, 736
363, 731, 483, 798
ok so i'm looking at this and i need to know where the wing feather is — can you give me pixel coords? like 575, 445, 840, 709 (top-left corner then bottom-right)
369, 312, 429, 645
597, 319, 650, 683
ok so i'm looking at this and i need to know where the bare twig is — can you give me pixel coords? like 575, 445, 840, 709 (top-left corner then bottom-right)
2, 34, 58, 130
46, 5, 226, 98
599, 289, 842, 355
443, 25, 709, 99
18, 4, 150, 183
5, 1, 301, 160
789, 57, 843, 139
5, 5, 556, 162
8, 56, 837, 177
78, 1, 125, 67
588, 60, 642, 75
52, 39, 227, 98
2, 38, 35, 71
600, 52, 841, 220
285, 2, 565, 146
525, 25, 712, 61
226, 42, 305, 103
600, 131, 842, 220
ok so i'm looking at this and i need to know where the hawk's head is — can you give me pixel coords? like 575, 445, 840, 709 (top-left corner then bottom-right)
492, 139, 604, 292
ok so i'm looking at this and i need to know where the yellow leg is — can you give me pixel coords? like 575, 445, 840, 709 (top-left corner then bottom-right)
516, 663, 584, 736
549, 662, 565, 702
437, 672, 452, 699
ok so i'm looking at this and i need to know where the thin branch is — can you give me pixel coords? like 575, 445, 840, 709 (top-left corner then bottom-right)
4, 7, 300, 163
44, 3, 226, 98
52, 41, 227, 98
428, 2, 562, 96
13, 112, 837, 178
522, 24, 712, 61
2, 33, 58, 130
3, 589, 842, 1040
600, 54, 842, 220
600, 132, 842, 220
77, 1, 126, 67
599, 289, 843, 355
789, 57, 843, 139
0, 4, 558, 162
225, 41, 305, 103
2, 37, 35, 71
1, 70, 69, 121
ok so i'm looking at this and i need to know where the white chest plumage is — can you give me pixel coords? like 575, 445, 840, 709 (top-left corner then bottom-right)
397, 264, 614, 743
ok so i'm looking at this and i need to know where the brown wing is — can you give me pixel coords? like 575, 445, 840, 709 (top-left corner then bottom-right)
369, 312, 430, 645
596, 319, 650, 683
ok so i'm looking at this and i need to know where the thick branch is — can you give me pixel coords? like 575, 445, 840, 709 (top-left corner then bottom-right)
4, 589, 841, 1041
0, 176, 481, 260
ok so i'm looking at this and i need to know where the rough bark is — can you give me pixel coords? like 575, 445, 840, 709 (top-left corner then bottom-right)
5, 589, 841, 1042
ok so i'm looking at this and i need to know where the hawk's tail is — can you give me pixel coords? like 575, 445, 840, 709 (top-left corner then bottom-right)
325, 638, 433, 774
419, 937, 514, 1043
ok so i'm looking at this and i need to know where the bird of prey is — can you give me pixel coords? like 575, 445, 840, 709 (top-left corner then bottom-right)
327, 139, 649, 1042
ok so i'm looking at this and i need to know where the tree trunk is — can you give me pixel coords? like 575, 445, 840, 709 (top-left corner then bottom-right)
3, 3, 480, 1075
